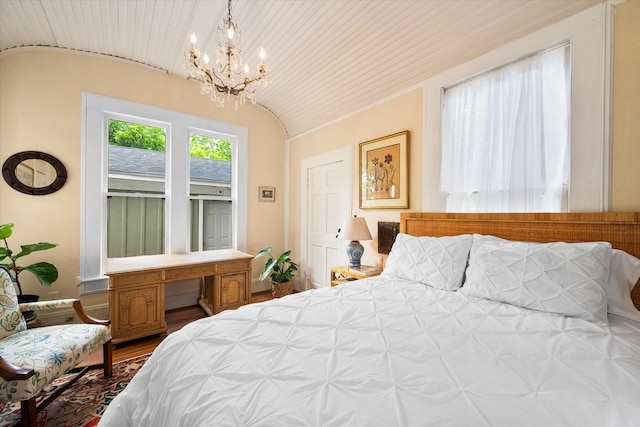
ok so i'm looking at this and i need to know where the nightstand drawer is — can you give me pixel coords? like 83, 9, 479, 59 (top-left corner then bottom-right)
330, 265, 381, 286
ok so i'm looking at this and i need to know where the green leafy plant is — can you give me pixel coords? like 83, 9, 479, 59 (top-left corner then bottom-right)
254, 247, 298, 283
0, 223, 59, 295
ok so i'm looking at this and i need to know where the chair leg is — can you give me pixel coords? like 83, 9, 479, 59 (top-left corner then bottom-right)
20, 397, 37, 427
103, 339, 113, 379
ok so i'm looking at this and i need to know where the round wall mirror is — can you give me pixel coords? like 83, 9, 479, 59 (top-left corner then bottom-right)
2, 151, 68, 195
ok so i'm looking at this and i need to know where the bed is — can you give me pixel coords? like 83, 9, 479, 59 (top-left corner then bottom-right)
99, 213, 640, 427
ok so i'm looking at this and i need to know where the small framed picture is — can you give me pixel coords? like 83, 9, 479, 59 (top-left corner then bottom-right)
259, 186, 275, 202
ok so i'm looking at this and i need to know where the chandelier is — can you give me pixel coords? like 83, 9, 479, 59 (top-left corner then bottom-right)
185, 0, 270, 108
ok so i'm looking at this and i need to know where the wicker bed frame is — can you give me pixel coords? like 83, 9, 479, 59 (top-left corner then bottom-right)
399, 212, 640, 310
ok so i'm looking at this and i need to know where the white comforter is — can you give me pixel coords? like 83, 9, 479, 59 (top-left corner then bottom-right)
100, 276, 640, 426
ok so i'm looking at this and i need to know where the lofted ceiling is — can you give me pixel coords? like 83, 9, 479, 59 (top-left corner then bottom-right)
0, 0, 603, 139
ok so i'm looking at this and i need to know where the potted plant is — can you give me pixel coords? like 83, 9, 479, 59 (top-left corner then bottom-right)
254, 247, 298, 298
0, 223, 59, 320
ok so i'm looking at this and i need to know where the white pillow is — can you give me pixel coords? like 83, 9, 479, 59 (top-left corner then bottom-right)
607, 249, 640, 322
382, 233, 472, 290
460, 234, 610, 324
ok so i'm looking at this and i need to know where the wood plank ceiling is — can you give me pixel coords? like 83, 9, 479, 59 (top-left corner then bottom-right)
0, 0, 603, 138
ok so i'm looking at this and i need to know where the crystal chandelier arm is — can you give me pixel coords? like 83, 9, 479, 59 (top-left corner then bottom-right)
189, 48, 233, 94
228, 69, 268, 94
190, 47, 268, 95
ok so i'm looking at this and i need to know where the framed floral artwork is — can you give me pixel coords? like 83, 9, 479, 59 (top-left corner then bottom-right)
359, 131, 409, 209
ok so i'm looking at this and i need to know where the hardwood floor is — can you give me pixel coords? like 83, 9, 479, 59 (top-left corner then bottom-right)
112, 290, 274, 362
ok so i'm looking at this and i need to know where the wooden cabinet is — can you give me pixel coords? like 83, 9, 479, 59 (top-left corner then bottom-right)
199, 258, 252, 316
330, 265, 381, 286
109, 282, 165, 344
106, 250, 252, 344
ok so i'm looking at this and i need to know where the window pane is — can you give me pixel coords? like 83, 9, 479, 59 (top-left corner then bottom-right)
107, 196, 165, 257
189, 135, 231, 196
108, 120, 166, 193
190, 200, 233, 251
189, 134, 233, 252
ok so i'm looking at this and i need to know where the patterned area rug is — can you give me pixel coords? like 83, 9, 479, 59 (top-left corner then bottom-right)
0, 353, 150, 427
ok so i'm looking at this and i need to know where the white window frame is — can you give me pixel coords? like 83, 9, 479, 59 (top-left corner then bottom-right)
422, 4, 612, 212
80, 93, 247, 294
440, 43, 570, 213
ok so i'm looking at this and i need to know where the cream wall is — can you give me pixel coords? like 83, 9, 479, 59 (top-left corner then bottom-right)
286, 88, 423, 279
612, 0, 640, 210
0, 49, 286, 306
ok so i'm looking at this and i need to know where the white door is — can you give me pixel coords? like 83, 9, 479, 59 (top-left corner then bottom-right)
306, 158, 350, 288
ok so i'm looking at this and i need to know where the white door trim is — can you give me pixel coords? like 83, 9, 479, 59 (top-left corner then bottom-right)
300, 146, 352, 291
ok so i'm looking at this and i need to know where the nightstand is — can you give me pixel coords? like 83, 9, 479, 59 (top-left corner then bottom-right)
330, 265, 381, 286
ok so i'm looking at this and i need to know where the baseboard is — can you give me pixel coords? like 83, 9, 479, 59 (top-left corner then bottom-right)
166, 291, 200, 310
253, 278, 306, 293
252, 279, 271, 293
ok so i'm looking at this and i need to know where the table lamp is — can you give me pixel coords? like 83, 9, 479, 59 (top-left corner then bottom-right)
338, 216, 373, 267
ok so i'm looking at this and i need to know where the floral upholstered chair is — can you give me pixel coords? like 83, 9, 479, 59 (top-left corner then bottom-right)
0, 266, 112, 427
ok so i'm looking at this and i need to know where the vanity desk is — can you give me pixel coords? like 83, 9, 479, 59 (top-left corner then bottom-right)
106, 250, 253, 344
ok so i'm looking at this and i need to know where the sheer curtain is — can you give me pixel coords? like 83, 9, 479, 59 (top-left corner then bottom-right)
441, 44, 570, 213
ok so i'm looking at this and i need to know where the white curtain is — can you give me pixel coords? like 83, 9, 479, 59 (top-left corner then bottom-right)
441, 44, 570, 213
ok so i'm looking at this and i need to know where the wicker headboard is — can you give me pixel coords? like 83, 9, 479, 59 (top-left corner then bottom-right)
400, 212, 640, 310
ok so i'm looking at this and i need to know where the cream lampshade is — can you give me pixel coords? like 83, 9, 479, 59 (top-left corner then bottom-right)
337, 216, 373, 267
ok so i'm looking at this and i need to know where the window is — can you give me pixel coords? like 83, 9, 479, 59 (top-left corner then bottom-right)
106, 124, 234, 256
188, 133, 233, 251
107, 120, 167, 257
81, 94, 248, 293
440, 44, 570, 212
